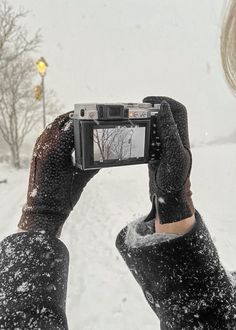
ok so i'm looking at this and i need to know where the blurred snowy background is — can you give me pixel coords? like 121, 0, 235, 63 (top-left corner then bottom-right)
0, 0, 236, 329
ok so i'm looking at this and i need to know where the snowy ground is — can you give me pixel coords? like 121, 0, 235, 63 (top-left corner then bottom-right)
0, 143, 236, 330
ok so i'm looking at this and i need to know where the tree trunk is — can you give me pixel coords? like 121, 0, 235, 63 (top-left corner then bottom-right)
10, 144, 20, 168
15, 143, 20, 168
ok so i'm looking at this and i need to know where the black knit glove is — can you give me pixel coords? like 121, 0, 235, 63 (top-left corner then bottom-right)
143, 96, 195, 224
18, 112, 99, 236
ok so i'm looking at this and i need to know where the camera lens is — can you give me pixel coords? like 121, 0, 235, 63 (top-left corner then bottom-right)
80, 109, 85, 117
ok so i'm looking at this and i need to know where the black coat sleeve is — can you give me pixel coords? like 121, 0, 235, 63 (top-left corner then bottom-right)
116, 210, 236, 330
0, 232, 69, 330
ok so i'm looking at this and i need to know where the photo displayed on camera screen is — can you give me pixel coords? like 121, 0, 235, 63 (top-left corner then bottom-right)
93, 125, 146, 163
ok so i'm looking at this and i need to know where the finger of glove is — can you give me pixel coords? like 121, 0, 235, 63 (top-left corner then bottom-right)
143, 96, 190, 149
156, 101, 185, 157
55, 116, 74, 153
37, 111, 72, 143
46, 111, 74, 149
48, 111, 73, 133
155, 102, 192, 192
35, 112, 74, 162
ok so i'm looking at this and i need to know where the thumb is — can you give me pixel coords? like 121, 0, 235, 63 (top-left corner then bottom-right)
49, 114, 75, 161
58, 117, 74, 153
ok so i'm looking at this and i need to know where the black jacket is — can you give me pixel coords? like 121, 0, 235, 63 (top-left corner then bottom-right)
116, 210, 236, 329
0, 211, 235, 329
0, 232, 69, 329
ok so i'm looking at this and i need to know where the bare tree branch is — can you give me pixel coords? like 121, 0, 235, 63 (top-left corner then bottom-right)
0, 53, 62, 167
0, 1, 64, 167
0, 0, 41, 70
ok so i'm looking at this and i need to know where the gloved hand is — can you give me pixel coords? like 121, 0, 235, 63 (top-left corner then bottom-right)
143, 96, 195, 224
18, 112, 99, 236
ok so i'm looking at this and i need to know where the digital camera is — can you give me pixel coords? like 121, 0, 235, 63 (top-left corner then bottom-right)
73, 102, 161, 170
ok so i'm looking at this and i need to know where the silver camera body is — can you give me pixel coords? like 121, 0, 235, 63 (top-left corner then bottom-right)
73, 102, 161, 170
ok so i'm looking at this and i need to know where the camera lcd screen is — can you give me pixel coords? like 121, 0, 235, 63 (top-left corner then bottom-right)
93, 125, 146, 163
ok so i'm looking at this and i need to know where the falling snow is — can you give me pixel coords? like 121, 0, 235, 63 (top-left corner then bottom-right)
30, 188, 38, 198
0, 143, 235, 329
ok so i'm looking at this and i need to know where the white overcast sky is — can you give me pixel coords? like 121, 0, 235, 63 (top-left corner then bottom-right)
8, 0, 236, 143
